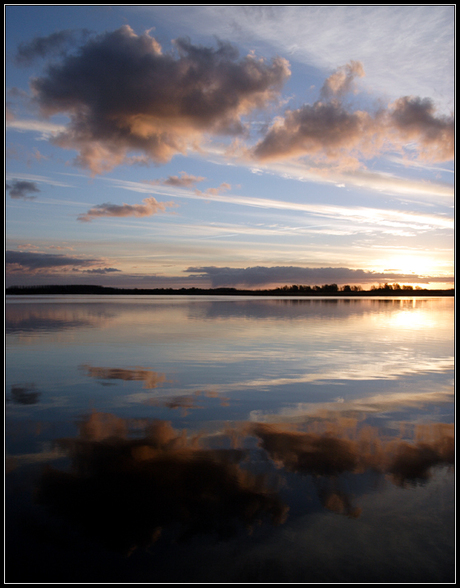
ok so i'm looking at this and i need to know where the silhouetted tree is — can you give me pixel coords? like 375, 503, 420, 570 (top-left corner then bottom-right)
321, 283, 339, 292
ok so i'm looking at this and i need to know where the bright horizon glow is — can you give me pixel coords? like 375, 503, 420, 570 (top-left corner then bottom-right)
5, 6, 454, 290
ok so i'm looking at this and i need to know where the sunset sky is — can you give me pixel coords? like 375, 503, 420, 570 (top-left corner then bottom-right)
5, 5, 454, 290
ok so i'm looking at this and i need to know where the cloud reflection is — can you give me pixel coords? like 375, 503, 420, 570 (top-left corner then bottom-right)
36, 412, 288, 554
249, 420, 454, 489
33, 411, 454, 557
80, 364, 169, 389
6, 303, 113, 334
250, 387, 454, 423
7, 384, 41, 405
142, 390, 229, 415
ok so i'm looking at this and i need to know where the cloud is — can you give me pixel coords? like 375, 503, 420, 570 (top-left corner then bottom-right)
185, 265, 450, 289
5, 250, 99, 271
6, 179, 40, 200
5, 172, 73, 189
320, 60, 365, 100
252, 99, 375, 168
102, 162, 453, 206
196, 182, 232, 196
389, 96, 454, 162
81, 267, 121, 274
143, 171, 206, 189
155, 6, 453, 113
77, 196, 177, 222
30, 25, 291, 173
6, 114, 67, 137
252, 62, 454, 167
47, 245, 75, 251
162, 172, 206, 188
14, 29, 92, 65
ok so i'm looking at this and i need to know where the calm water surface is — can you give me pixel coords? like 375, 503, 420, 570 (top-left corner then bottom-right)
5, 296, 455, 582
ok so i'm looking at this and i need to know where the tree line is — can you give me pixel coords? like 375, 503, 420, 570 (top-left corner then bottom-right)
5, 283, 453, 296
275, 283, 421, 293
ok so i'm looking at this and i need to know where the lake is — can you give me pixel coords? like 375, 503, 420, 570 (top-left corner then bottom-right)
5, 295, 455, 583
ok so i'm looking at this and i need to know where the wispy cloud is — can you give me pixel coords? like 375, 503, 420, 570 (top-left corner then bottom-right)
160, 172, 206, 188
249, 387, 454, 424
5, 172, 74, 189
101, 176, 453, 234
6, 116, 67, 138
206, 360, 454, 398
151, 6, 454, 112
77, 197, 177, 222
80, 267, 121, 274
183, 143, 454, 203
195, 182, 232, 197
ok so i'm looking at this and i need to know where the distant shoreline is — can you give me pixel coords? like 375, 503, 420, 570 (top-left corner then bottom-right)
5, 285, 455, 297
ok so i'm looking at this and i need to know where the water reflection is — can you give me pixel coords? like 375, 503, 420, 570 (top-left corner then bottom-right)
142, 391, 230, 415
80, 364, 169, 389
7, 384, 41, 405
30, 412, 454, 559
36, 412, 288, 555
5, 302, 114, 334
5, 296, 454, 582
249, 421, 454, 488
188, 296, 448, 321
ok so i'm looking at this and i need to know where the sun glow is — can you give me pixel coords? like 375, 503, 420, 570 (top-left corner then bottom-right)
388, 307, 436, 330
383, 254, 437, 277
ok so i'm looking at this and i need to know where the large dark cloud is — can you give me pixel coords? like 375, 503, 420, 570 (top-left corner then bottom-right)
252, 62, 454, 166
6, 180, 41, 200
30, 25, 291, 173
185, 265, 448, 288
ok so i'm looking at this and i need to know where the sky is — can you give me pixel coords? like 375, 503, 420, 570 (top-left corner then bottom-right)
5, 5, 455, 290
